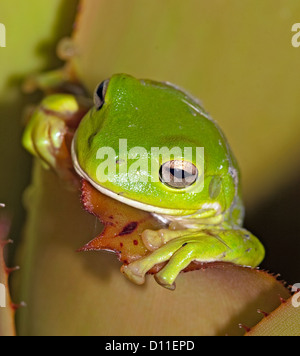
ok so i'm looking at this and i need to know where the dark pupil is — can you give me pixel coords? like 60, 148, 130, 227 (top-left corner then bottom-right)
169, 168, 192, 180
96, 81, 105, 110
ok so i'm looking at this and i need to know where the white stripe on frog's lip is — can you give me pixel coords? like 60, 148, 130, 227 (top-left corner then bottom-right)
71, 139, 195, 216
71, 139, 224, 223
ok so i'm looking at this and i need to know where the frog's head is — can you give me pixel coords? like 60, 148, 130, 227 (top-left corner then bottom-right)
72, 74, 241, 223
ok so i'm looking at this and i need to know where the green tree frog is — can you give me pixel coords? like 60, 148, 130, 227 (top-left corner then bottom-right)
23, 73, 265, 290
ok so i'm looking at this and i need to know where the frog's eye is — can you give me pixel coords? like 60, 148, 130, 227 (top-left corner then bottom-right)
159, 160, 198, 189
94, 79, 109, 110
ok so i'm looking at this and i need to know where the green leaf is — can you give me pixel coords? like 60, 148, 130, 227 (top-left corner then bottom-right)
17, 165, 290, 336
246, 296, 300, 336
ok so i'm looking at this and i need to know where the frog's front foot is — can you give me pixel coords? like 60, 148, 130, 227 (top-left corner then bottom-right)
121, 228, 265, 290
121, 232, 214, 290
22, 94, 89, 187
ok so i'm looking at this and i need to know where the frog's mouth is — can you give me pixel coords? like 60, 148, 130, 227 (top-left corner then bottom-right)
71, 139, 223, 225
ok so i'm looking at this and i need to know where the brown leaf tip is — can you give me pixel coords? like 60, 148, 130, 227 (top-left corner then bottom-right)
5, 266, 20, 275
11, 301, 27, 311
279, 296, 287, 304
239, 324, 251, 333
257, 309, 269, 318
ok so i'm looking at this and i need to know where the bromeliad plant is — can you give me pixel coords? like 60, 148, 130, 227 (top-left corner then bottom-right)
17, 70, 295, 335
1, 0, 300, 336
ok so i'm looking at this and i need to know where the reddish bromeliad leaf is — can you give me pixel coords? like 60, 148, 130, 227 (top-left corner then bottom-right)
79, 179, 224, 274
79, 180, 167, 266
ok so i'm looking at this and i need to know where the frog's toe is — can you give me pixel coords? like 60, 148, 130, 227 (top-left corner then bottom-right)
141, 229, 163, 251
141, 228, 194, 251
120, 264, 146, 285
154, 242, 201, 289
121, 236, 187, 285
154, 274, 176, 291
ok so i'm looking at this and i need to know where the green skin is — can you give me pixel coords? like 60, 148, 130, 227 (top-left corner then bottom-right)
23, 73, 265, 290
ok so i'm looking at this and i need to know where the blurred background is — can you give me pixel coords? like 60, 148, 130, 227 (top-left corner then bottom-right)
0, 0, 299, 288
